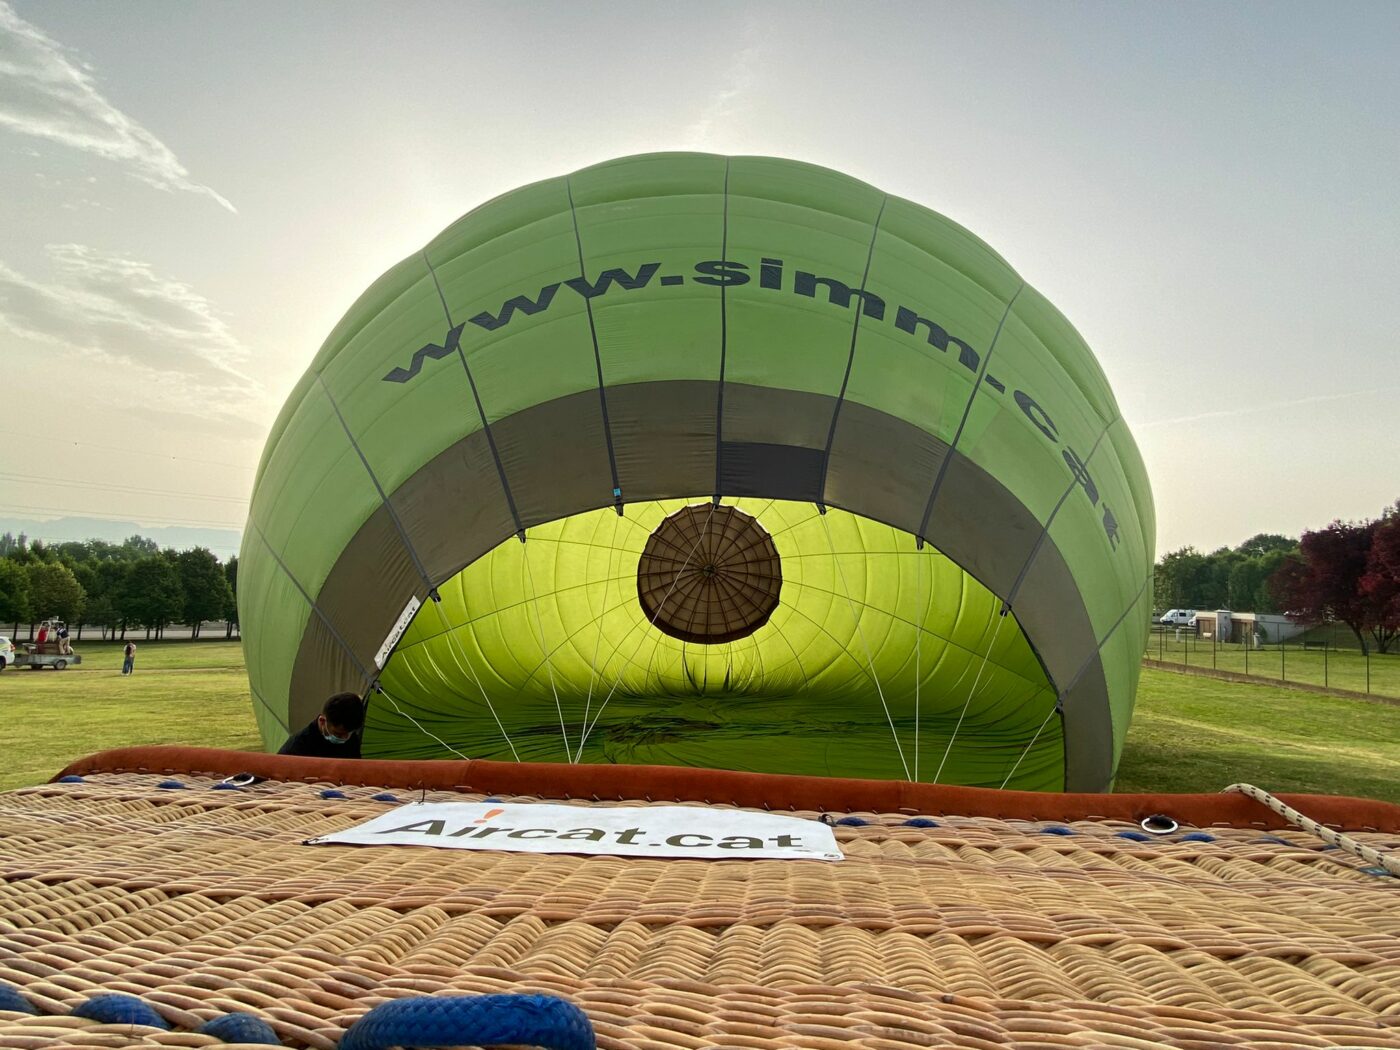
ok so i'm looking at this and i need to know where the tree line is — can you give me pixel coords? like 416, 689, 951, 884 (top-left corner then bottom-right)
0, 533, 237, 641
1154, 499, 1400, 654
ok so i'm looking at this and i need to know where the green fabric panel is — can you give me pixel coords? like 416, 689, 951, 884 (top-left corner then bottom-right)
243, 152, 1154, 790
372, 501, 1061, 789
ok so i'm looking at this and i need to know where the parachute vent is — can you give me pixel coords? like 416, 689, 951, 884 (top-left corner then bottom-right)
636, 504, 782, 644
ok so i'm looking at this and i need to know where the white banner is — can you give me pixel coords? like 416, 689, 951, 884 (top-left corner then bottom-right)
308, 801, 843, 861
375, 596, 422, 669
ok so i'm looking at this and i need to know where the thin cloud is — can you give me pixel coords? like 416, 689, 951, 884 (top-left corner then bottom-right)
1136, 386, 1400, 429
0, 2, 235, 212
684, 23, 764, 148
0, 244, 261, 420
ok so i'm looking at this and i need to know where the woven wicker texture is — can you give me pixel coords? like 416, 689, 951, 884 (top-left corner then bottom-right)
1, 772, 1397, 1049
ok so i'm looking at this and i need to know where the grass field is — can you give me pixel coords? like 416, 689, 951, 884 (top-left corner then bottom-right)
1143, 632, 1400, 698
1, 641, 1397, 802
0, 641, 260, 792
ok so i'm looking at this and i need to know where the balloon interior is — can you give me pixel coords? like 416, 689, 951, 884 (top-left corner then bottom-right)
240, 154, 1154, 792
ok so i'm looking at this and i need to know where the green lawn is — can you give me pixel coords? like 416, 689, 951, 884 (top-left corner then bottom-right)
1, 642, 1397, 803
1116, 668, 1400, 802
0, 641, 261, 792
1143, 633, 1400, 698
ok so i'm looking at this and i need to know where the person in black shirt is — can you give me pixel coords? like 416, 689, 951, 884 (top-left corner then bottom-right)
278, 692, 365, 758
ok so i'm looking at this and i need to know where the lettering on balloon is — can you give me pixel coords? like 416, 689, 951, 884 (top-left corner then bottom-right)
382, 257, 1122, 551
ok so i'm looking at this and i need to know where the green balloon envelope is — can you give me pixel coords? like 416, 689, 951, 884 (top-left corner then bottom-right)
240, 153, 1154, 791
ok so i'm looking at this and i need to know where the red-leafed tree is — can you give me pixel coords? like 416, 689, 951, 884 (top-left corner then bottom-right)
1270, 516, 1398, 654
1361, 503, 1400, 647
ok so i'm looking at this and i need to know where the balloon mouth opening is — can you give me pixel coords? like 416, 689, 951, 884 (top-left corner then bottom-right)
636, 502, 782, 645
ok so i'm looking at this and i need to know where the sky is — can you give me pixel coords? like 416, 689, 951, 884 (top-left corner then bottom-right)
1, 0, 1396, 556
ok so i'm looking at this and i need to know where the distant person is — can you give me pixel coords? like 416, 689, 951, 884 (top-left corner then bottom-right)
57, 623, 71, 655
121, 641, 136, 675
36, 623, 49, 647
278, 692, 365, 759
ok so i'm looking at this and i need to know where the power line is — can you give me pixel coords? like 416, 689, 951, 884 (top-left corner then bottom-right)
0, 428, 258, 472
0, 502, 244, 531
0, 471, 249, 505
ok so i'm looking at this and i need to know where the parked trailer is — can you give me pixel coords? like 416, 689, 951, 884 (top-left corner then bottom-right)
15, 620, 80, 670
14, 648, 81, 670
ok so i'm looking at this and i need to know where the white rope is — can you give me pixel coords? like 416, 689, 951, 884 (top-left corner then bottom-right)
1224, 782, 1400, 876
427, 592, 521, 761
998, 696, 1060, 790
820, 511, 911, 781
520, 533, 570, 762
573, 501, 717, 763
374, 681, 474, 761
934, 601, 1008, 784
576, 518, 618, 760
914, 540, 925, 781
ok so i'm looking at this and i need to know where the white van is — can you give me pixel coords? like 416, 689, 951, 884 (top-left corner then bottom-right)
1159, 609, 1196, 627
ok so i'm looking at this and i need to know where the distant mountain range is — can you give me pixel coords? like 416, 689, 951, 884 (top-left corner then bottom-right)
0, 517, 243, 559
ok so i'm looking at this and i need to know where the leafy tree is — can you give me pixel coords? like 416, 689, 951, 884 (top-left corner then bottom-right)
25, 561, 86, 624
0, 559, 32, 631
1154, 547, 1211, 612
120, 556, 184, 637
123, 535, 160, 556
83, 594, 119, 640
1361, 507, 1400, 642
223, 555, 239, 637
1235, 533, 1298, 559
175, 548, 234, 638
1270, 517, 1397, 654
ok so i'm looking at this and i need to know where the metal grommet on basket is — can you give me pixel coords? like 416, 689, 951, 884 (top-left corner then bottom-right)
1139, 813, 1179, 835
220, 772, 258, 788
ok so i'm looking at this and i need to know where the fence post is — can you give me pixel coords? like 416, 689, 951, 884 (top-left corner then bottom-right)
1244, 634, 1249, 676
1366, 648, 1371, 694
1324, 641, 1328, 689
1281, 630, 1286, 683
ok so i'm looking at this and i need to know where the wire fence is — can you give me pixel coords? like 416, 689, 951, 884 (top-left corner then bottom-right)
1144, 623, 1399, 699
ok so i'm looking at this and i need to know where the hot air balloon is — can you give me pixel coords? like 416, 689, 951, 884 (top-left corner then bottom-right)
239, 153, 1154, 791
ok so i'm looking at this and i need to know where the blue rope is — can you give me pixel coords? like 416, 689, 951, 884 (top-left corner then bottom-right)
157, 780, 187, 790
0, 983, 280, 1043
834, 816, 869, 827
320, 789, 348, 799
199, 1012, 280, 1043
340, 994, 594, 1050
1179, 832, 1216, 843
902, 817, 939, 828
56, 775, 84, 784
372, 793, 400, 803
71, 993, 169, 1029
1040, 826, 1075, 836
0, 983, 36, 1014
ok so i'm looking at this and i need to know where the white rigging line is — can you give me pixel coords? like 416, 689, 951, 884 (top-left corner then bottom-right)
819, 511, 911, 781
576, 516, 619, 760
426, 588, 521, 761
520, 532, 570, 761
932, 599, 1009, 784
998, 698, 1061, 789
914, 540, 925, 781
374, 681, 474, 761
573, 501, 717, 763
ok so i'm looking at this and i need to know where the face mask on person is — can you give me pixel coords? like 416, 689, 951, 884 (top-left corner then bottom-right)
322, 730, 350, 745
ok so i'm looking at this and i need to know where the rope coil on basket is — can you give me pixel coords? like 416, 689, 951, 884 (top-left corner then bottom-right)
0, 985, 278, 1045
1224, 782, 1400, 876
340, 993, 595, 1050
